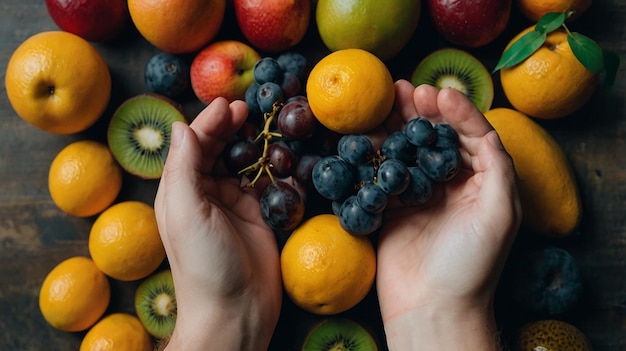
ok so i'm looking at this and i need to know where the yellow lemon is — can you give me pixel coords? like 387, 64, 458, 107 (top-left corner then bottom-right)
500, 26, 599, 119
5, 31, 111, 134
89, 201, 165, 281
280, 214, 376, 315
39, 256, 110, 332
484, 108, 582, 237
48, 140, 123, 218
80, 313, 153, 351
306, 49, 395, 134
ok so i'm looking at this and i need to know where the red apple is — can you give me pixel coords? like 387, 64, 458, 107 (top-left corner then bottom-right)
45, 0, 130, 42
427, 0, 512, 48
190, 40, 262, 104
233, 0, 311, 52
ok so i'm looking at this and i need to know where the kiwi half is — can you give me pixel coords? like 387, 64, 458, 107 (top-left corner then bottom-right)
410, 48, 494, 113
108, 93, 186, 179
135, 269, 177, 339
302, 318, 378, 351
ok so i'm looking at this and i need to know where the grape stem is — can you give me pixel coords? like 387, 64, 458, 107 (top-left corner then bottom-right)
238, 101, 284, 188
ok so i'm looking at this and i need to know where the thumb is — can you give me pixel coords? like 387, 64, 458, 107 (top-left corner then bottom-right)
155, 121, 204, 234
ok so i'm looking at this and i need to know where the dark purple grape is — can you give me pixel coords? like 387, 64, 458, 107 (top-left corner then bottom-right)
357, 181, 388, 214
398, 166, 433, 206
276, 100, 316, 139
236, 122, 259, 142
338, 195, 382, 236
257, 82, 283, 114
435, 123, 459, 145
276, 52, 308, 79
381, 131, 417, 165
295, 154, 321, 187
404, 117, 436, 147
337, 134, 373, 166
355, 163, 375, 184
259, 181, 305, 231
377, 159, 410, 195
417, 138, 461, 182
280, 71, 302, 99
253, 57, 283, 84
267, 141, 297, 178
287, 95, 308, 103
144, 52, 189, 98
312, 155, 354, 201
224, 139, 261, 175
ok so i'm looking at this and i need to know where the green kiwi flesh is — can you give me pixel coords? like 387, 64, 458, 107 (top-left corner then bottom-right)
135, 269, 177, 339
108, 93, 186, 179
302, 318, 378, 351
411, 48, 494, 113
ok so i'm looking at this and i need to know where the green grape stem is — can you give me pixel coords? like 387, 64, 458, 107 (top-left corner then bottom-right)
239, 101, 284, 188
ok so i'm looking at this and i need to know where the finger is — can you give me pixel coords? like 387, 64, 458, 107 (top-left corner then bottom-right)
413, 84, 444, 122
189, 98, 249, 174
436, 88, 493, 140
385, 80, 419, 132
155, 122, 204, 252
474, 131, 522, 241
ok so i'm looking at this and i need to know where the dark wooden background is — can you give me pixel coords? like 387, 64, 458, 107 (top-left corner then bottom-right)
1, 0, 624, 350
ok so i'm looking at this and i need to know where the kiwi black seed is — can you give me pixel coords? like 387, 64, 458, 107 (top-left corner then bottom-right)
135, 269, 177, 339
515, 319, 593, 351
302, 318, 378, 351
410, 48, 494, 113
108, 93, 186, 179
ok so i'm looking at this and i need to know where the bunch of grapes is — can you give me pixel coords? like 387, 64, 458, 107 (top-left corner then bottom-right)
312, 117, 462, 236
245, 52, 308, 122
222, 52, 343, 232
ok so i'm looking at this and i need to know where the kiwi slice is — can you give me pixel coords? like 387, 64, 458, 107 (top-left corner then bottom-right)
411, 48, 494, 113
135, 269, 177, 339
108, 93, 186, 179
302, 318, 378, 351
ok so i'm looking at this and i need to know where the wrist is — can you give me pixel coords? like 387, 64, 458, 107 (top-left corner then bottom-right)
162, 296, 276, 351
383, 301, 502, 351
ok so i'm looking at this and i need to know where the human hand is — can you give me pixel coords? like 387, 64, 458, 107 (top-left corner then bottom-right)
154, 98, 282, 351
376, 81, 522, 350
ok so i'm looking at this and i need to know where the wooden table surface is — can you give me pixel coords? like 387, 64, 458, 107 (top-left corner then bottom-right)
1, 1, 625, 350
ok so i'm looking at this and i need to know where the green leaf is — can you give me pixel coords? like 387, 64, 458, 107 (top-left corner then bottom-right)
535, 12, 567, 34
601, 50, 620, 91
493, 30, 547, 73
567, 32, 604, 73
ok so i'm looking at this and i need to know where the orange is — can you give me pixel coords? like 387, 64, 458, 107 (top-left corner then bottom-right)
280, 214, 376, 315
5, 31, 111, 134
39, 256, 110, 332
517, 0, 592, 22
500, 26, 599, 119
48, 140, 123, 218
89, 201, 165, 281
484, 108, 582, 237
80, 313, 154, 351
128, 0, 226, 53
316, 0, 421, 61
306, 48, 395, 134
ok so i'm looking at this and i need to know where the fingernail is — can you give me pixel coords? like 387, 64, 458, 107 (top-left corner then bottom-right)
487, 130, 504, 150
170, 122, 185, 149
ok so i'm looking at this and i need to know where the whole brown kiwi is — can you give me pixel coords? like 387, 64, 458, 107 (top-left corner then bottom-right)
515, 320, 593, 351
